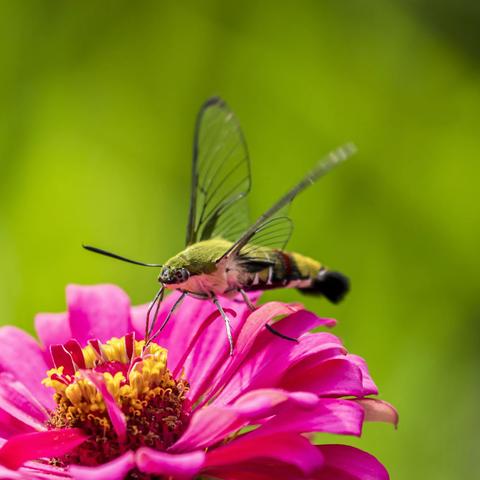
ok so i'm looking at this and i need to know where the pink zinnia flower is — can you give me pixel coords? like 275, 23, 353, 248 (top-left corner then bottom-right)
0, 284, 397, 479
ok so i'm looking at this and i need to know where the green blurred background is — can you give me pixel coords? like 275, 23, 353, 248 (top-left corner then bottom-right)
0, 1, 478, 478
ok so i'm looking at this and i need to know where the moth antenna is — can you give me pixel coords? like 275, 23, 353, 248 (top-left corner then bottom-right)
83, 245, 163, 267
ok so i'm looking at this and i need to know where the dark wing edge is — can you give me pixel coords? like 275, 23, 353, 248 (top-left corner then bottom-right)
217, 142, 357, 261
186, 97, 218, 246
185, 97, 251, 246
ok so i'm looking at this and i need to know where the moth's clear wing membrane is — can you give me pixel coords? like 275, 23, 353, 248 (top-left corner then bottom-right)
240, 214, 294, 257
219, 142, 356, 261
209, 195, 250, 241
186, 97, 251, 245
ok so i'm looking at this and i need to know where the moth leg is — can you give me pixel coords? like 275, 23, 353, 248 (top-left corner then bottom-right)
146, 293, 163, 341
148, 291, 188, 344
145, 285, 165, 342
238, 288, 256, 311
211, 294, 234, 356
265, 323, 298, 343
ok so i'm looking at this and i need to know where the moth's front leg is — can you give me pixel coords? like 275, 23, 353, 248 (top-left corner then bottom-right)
211, 293, 234, 356
148, 290, 188, 344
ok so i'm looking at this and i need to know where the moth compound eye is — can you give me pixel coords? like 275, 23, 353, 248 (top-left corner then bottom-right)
174, 268, 189, 282
160, 267, 172, 283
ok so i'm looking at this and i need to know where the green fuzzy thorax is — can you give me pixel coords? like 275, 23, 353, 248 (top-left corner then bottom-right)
164, 238, 234, 275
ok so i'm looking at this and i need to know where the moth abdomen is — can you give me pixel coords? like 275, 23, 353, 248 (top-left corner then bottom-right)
298, 269, 349, 303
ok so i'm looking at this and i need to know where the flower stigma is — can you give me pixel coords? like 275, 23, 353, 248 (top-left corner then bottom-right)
43, 335, 190, 468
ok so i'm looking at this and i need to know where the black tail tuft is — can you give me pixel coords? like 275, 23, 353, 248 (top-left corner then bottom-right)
299, 270, 350, 303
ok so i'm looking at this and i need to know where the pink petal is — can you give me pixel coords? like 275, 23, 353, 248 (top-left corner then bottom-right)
170, 389, 318, 453
0, 327, 53, 409
0, 465, 22, 479
34, 312, 71, 350
0, 429, 86, 470
171, 308, 236, 379
355, 399, 398, 428
0, 373, 48, 437
314, 445, 389, 480
174, 299, 253, 402
251, 398, 364, 438
130, 296, 173, 341
67, 284, 131, 345
124, 333, 134, 361
82, 371, 126, 442
169, 406, 244, 453
0, 410, 35, 439
205, 461, 307, 480
204, 432, 324, 476
50, 345, 75, 376
285, 332, 346, 368
202, 302, 304, 405
132, 291, 259, 390
136, 448, 205, 478
347, 355, 378, 396
220, 302, 303, 368
213, 331, 346, 406
21, 462, 70, 479
87, 339, 102, 356
64, 340, 86, 369
69, 451, 135, 480
280, 357, 364, 397
132, 292, 257, 337
233, 388, 319, 415
0, 374, 49, 421
132, 292, 209, 364
160, 294, 239, 373
130, 307, 145, 338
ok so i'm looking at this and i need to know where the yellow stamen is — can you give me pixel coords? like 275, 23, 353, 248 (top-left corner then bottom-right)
44, 337, 189, 444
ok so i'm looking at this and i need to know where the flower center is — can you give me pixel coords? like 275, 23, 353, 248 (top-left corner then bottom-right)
43, 335, 190, 467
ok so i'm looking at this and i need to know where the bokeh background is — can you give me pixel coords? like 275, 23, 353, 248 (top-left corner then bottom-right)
0, 1, 478, 478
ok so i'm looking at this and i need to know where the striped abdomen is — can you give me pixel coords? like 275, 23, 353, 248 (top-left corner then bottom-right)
239, 250, 349, 304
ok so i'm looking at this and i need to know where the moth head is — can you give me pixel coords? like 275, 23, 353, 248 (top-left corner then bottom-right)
159, 266, 190, 285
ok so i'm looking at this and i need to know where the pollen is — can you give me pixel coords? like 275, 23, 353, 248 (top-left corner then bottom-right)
43, 335, 190, 467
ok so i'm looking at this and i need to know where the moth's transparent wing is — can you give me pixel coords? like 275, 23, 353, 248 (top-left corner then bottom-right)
210, 195, 250, 242
233, 210, 294, 271
239, 211, 294, 257
186, 97, 251, 246
218, 143, 356, 261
